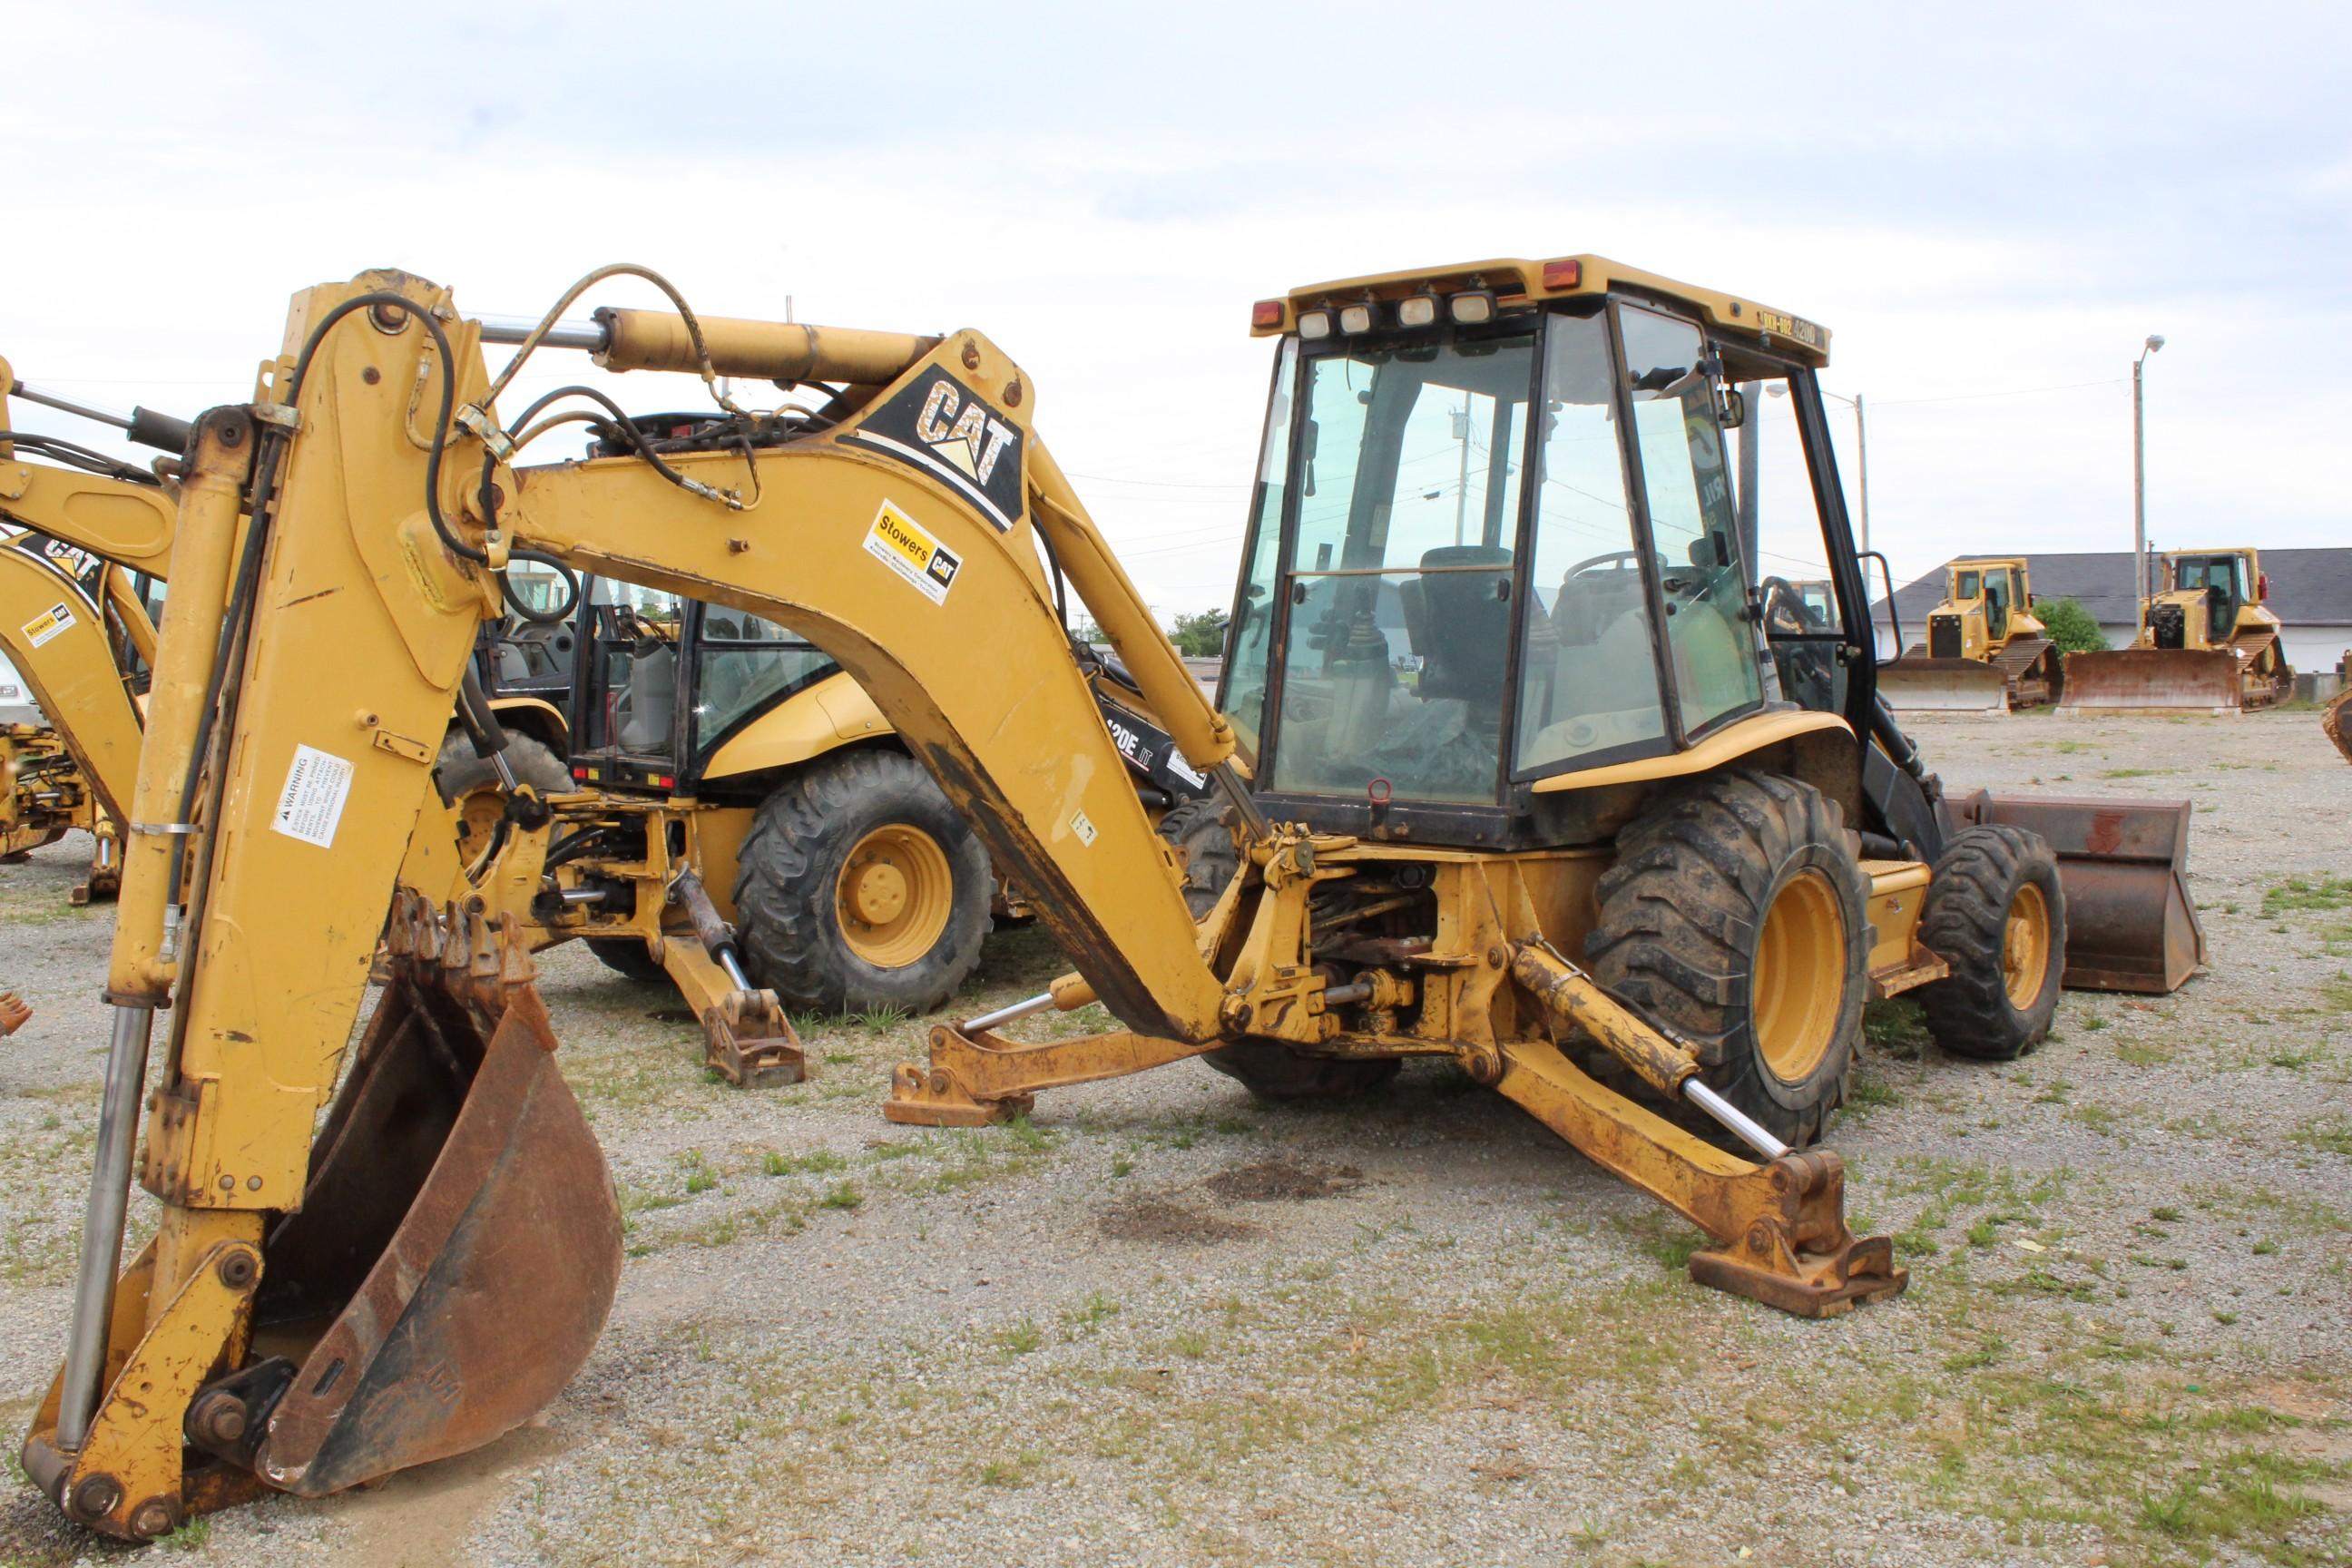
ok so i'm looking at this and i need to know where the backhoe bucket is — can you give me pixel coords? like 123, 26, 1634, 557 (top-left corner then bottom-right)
1957, 792, 2207, 994
2323, 688, 2351, 766
236, 897, 619, 1496
1879, 657, 2009, 714
2058, 649, 2241, 715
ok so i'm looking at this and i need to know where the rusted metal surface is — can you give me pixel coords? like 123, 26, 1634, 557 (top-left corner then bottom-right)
2059, 648, 2242, 715
246, 894, 621, 1497
1958, 792, 2206, 994
2325, 687, 2352, 766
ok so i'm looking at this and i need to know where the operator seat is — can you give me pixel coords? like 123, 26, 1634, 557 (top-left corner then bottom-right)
1403, 544, 1514, 701
615, 644, 677, 754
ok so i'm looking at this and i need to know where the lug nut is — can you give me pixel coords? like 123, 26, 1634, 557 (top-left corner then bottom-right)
188, 1389, 249, 1448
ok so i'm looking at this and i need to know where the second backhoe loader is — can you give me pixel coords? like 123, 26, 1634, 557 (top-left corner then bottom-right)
24, 258, 2197, 1541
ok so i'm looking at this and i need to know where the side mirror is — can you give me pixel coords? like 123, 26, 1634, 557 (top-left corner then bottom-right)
1718, 388, 1748, 429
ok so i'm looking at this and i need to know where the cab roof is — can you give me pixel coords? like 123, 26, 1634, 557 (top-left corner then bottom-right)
1252, 254, 1832, 369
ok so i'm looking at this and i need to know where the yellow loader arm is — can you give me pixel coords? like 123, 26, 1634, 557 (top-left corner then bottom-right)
0, 542, 145, 826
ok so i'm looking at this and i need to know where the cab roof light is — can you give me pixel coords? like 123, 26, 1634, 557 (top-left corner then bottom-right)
1338, 303, 1374, 335
1449, 289, 1496, 325
1396, 294, 1438, 328
1251, 299, 1285, 329
1541, 258, 1583, 290
1297, 309, 1333, 340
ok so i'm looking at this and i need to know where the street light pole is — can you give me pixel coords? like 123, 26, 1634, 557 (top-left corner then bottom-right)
2132, 334, 2165, 637
1850, 392, 1869, 557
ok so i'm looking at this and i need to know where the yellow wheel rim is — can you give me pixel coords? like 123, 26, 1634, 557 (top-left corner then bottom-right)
836, 823, 954, 969
454, 789, 505, 864
1752, 869, 1847, 1083
2002, 881, 2053, 1008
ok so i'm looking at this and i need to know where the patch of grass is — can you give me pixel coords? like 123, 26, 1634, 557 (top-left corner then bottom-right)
680, 1151, 719, 1195
762, 1148, 848, 1177
818, 1181, 863, 1210
851, 1004, 914, 1033
2289, 1119, 2352, 1158
2097, 767, 2174, 779
2261, 874, 2352, 917
2118, 1039, 2180, 1066
1063, 1291, 1122, 1334
992, 1318, 1043, 1356
1863, 999, 1931, 1059
162, 1516, 212, 1552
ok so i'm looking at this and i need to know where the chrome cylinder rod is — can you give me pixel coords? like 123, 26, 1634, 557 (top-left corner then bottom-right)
469, 315, 609, 352
56, 1004, 157, 1449
1682, 1079, 1791, 1162
965, 990, 1054, 1033
9, 380, 132, 429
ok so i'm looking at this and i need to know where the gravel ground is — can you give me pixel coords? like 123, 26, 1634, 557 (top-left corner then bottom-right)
0, 711, 2345, 1567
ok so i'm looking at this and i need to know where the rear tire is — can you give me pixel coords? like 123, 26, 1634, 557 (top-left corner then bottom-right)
1154, 798, 1240, 920
731, 750, 992, 1016
1587, 770, 1868, 1150
434, 730, 572, 863
586, 936, 666, 984
1915, 825, 2063, 1061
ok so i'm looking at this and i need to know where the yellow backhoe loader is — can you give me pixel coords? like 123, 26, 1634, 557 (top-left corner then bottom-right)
2062, 546, 2293, 713
2325, 655, 2350, 765
23, 259, 2200, 1540
1880, 556, 2059, 713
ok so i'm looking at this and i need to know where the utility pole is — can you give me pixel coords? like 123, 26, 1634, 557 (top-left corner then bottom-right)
1453, 394, 1472, 545
2132, 334, 2166, 636
1851, 393, 1869, 558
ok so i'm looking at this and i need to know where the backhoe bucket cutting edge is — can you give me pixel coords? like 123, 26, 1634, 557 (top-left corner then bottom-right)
2059, 649, 2241, 715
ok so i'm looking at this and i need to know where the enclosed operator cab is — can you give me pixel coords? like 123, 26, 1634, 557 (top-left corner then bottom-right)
1222, 258, 1875, 850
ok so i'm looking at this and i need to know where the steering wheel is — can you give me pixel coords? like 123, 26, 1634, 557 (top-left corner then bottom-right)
1759, 574, 1822, 632
1563, 549, 1665, 583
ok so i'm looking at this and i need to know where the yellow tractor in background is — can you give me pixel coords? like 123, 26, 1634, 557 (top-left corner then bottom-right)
2062, 546, 2293, 714
1880, 556, 2058, 713
20, 258, 2206, 1541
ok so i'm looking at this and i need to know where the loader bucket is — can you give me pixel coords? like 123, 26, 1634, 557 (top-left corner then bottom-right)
237, 899, 620, 1496
1956, 792, 2207, 994
2324, 687, 2351, 766
2058, 649, 2242, 715
1879, 657, 2010, 714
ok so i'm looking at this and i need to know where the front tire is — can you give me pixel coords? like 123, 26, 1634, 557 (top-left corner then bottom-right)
434, 730, 572, 863
1587, 770, 1869, 1150
731, 750, 992, 1016
1915, 825, 2063, 1061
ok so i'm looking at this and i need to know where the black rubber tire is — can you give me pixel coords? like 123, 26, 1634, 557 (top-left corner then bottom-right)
1154, 798, 1241, 920
730, 749, 992, 1016
433, 730, 572, 860
1915, 825, 2064, 1061
1587, 769, 1869, 1150
586, 936, 667, 984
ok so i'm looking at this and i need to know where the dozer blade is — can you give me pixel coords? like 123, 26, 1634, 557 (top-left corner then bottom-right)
2325, 687, 2352, 766
1878, 657, 2009, 715
1958, 792, 2207, 994
227, 897, 620, 1497
2058, 649, 2242, 715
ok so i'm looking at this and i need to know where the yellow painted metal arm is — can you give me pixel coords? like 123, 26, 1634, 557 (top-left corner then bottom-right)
0, 465, 179, 581
0, 549, 143, 823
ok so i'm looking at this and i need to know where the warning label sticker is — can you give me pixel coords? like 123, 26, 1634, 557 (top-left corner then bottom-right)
863, 500, 963, 606
270, 744, 356, 849
1068, 809, 1098, 847
23, 601, 75, 649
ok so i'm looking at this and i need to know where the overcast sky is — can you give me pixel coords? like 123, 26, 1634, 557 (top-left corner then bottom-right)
6, 2, 2346, 619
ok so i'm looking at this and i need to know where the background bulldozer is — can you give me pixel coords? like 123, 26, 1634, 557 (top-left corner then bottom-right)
2063, 546, 2293, 714
24, 259, 2209, 1542
1881, 557, 2058, 712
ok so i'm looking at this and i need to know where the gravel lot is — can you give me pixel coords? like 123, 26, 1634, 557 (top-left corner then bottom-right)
0, 711, 2346, 1567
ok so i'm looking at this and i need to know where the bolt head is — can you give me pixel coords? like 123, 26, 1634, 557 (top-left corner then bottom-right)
69, 1473, 122, 1521
127, 1496, 180, 1538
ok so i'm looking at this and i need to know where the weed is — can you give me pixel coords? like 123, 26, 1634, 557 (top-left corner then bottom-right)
2152, 1206, 2182, 1222
1064, 1291, 1122, 1333
2291, 1119, 2352, 1157
992, 1319, 1043, 1356
2261, 875, 2352, 917
819, 1181, 863, 1210
762, 1149, 848, 1177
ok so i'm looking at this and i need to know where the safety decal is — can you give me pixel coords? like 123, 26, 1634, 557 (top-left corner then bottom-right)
22, 601, 75, 649
270, 743, 356, 850
838, 365, 1024, 531
1068, 809, 1098, 847
863, 500, 963, 606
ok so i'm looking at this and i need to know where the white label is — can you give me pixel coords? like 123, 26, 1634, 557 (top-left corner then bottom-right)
862, 500, 963, 606
1069, 809, 1097, 847
270, 744, 356, 849
23, 601, 75, 649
